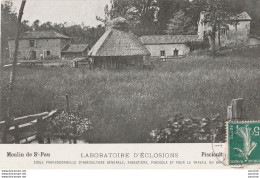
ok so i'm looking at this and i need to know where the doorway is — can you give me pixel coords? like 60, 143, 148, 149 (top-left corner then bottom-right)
30, 50, 36, 60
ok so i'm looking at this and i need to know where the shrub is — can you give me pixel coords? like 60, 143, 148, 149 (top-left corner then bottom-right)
150, 114, 225, 143
186, 40, 210, 51
45, 107, 92, 143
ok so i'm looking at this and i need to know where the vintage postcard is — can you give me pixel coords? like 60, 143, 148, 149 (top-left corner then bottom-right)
0, 0, 259, 170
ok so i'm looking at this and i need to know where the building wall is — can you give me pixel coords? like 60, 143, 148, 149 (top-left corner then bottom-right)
225, 21, 250, 45
249, 37, 260, 45
8, 38, 71, 59
197, 12, 251, 47
144, 44, 190, 57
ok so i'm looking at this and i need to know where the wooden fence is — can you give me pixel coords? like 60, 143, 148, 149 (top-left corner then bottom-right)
0, 94, 77, 144
0, 110, 60, 144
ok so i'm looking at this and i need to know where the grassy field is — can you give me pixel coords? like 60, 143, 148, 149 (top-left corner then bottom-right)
1, 50, 260, 143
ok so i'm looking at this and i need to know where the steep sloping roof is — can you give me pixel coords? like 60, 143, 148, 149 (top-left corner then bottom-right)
139, 35, 201, 45
202, 11, 252, 22
62, 44, 89, 53
88, 29, 150, 56
16, 31, 71, 39
232, 12, 252, 21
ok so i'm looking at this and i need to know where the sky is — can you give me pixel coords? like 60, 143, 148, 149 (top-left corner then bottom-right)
11, 0, 110, 27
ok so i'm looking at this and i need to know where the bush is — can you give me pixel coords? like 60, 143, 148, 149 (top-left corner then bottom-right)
150, 114, 225, 143
45, 107, 92, 143
186, 40, 210, 51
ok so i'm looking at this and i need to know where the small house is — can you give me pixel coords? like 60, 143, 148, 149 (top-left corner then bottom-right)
198, 11, 252, 47
61, 44, 90, 59
8, 30, 71, 60
139, 35, 200, 59
88, 17, 151, 69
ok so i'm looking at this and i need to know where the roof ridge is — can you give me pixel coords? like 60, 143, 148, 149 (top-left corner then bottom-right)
95, 29, 113, 56
140, 34, 198, 37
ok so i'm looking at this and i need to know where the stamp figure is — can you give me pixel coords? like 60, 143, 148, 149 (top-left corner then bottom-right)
228, 122, 260, 165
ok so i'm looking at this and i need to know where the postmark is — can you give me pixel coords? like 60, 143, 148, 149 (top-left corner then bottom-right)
227, 121, 260, 166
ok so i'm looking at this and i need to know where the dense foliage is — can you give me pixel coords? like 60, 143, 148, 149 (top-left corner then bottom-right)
150, 114, 225, 143
165, 10, 195, 35
102, 0, 260, 36
45, 107, 92, 143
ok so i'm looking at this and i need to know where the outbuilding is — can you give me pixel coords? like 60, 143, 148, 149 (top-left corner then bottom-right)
88, 17, 151, 69
139, 35, 200, 60
61, 44, 90, 60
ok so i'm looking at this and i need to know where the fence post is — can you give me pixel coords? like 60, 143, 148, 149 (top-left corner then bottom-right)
227, 98, 243, 120
227, 106, 232, 120
37, 118, 44, 143
14, 124, 20, 144
73, 122, 77, 144
65, 94, 70, 113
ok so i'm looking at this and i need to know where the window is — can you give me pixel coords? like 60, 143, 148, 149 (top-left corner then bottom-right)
220, 28, 227, 35
29, 40, 35, 47
173, 49, 179, 56
46, 51, 51, 55
18, 51, 22, 57
160, 50, 165, 57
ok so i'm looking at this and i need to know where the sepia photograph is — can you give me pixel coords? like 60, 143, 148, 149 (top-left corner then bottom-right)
0, 0, 259, 146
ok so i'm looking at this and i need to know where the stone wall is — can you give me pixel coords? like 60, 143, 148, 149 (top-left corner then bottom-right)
197, 12, 251, 47
144, 43, 190, 57
8, 38, 71, 59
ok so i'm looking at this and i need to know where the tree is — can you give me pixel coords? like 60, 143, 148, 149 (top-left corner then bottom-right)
156, 0, 189, 34
99, 0, 158, 36
165, 10, 196, 35
1, 1, 18, 62
1, 0, 27, 143
32, 19, 40, 30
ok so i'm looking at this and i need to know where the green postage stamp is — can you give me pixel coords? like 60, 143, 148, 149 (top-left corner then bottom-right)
228, 121, 260, 166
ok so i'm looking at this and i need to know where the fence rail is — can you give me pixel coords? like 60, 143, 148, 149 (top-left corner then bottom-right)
0, 109, 60, 143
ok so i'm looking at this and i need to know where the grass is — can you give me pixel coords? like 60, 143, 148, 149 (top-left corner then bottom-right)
1, 50, 260, 143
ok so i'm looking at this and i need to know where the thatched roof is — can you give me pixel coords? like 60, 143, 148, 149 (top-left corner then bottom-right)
139, 35, 200, 45
62, 44, 89, 53
88, 29, 151, 57
9, 30, 71, 40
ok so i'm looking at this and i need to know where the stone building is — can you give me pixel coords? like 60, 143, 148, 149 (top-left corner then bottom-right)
8, 31, 71, 60
198, 11, 252, 47
139, 11, 252, 59
139, 35, 200, 59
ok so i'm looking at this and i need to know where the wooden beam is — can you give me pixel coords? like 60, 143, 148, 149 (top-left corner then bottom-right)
20, 135, 37, 144
0, 112, 49, 127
